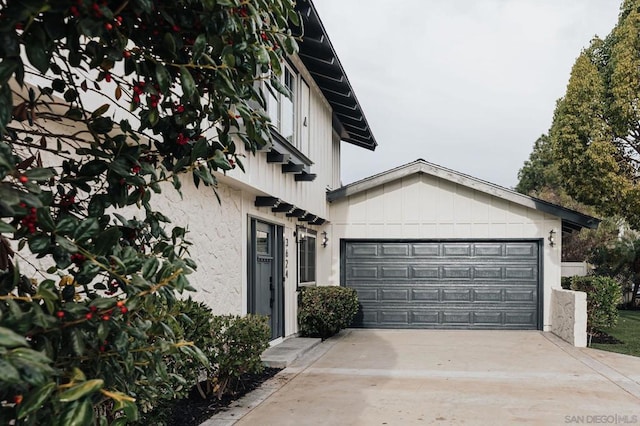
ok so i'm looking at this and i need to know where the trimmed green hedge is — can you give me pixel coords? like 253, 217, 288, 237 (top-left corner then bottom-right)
298, 286, 358, 339
569, 276, 622, 333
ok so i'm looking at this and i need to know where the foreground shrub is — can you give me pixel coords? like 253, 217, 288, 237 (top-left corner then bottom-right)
298, 286, 358, 339
570, 276, 622, 341
205, 315, 270, 400
138, 298, 214, 424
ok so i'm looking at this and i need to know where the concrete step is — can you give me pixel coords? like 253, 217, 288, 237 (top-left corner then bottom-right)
261, 337, 321, 368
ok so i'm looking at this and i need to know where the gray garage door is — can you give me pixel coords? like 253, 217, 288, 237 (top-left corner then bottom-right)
342, 241, 541, 330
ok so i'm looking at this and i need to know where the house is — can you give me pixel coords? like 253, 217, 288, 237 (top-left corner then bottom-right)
154, 0, 598, 340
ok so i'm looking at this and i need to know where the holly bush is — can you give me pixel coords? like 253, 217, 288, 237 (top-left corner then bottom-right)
0, 0, 298, 423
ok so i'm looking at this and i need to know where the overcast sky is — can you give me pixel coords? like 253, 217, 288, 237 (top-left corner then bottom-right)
312, 1, 621, 189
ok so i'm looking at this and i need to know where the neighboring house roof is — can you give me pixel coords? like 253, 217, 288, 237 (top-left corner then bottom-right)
326, 159, 600, 232
294, 0, 377, 151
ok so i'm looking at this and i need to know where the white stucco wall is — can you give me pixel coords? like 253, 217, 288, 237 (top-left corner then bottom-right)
151, 179, 244, 314
550, 288, 587, 347
324, 173, 563, 330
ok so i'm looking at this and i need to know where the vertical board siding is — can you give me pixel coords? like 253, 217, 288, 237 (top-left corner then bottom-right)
326, 173, 562, 331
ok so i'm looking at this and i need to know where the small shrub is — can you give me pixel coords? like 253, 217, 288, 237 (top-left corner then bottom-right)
298, 286, 359, 339
207, 315, 270, 400
561, 276, 572, 290
570, 276, 622, 338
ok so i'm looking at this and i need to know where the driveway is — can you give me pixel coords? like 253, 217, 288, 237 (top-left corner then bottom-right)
214, 330, 640, 425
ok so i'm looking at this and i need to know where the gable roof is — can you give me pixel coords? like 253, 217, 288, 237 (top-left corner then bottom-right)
327, 159, 600, 232
293, 0, 377, 151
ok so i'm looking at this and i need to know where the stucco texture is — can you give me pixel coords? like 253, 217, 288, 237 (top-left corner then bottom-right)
152, 179, 243, 315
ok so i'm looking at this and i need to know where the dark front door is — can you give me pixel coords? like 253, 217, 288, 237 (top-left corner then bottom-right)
249, 219, 284, 340
342, 240, 541, 330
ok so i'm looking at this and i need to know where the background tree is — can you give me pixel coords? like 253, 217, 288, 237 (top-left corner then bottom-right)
0, 0, 298, 423
550, 0, 640, 228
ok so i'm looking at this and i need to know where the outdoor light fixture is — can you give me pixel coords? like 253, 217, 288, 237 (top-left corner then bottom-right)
548, 229, 556, 247
321, 231, 329, 248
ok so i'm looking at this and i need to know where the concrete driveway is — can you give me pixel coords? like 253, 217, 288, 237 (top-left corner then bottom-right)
209, 330, 640, 425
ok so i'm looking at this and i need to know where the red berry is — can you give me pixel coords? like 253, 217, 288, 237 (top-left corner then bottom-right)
18, 175, 28, 183
13, 395, 23, 405
120, 306, 128, 314
104, 22, 113, 31
116, 300, 125, 307
99, 345, 106, 352
90, 305, 98, 312
56, 311, 65, 319
105, 73, 111, 82
85, 312, 93, 320
101, 314, 110, 321
172, 25, 180, 32
123, 50, 131, 58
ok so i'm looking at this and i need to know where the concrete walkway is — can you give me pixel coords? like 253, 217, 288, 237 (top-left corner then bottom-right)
203, 330, 640, 425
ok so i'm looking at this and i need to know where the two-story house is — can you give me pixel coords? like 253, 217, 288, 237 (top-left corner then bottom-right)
156, 0, 598, 342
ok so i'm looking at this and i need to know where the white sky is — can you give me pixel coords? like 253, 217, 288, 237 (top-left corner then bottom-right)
313, 0, 621, 189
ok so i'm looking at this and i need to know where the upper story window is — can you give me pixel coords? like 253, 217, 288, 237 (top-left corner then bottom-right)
267, 64, 296, 144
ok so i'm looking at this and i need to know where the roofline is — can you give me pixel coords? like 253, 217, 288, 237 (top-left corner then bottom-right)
293, 0, 377, 151
327, 159, 600, 231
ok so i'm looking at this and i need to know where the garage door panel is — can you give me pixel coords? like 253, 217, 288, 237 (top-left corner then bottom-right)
473, 244, 503, 257
412, 266, 440, 278
442, 244, 472, 256
381, 266, 409, 278
380, 289, 410, 301
380, 244, 410, 256
344, 240, 540, 330
380, 311, 409, 323
348, 244, 378, 257
442, 266, 472, 279
505, 243, 536, 257
412, 244, 440, 256
411, 311, 440, 324
411, 289, 439, 301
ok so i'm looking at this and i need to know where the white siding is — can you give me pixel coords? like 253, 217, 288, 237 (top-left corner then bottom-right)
221, 54, 336, 219
323, 173, 562, 331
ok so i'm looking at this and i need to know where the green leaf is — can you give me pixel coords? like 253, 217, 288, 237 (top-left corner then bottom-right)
94, 227, 120, 256
190, 138, 208, 162
17, 382, 56, 419
192, 34, 206, 62
0, 358, 21, 383
36, 208, 55, 232
155, 64, 171, 93
73, 217, 99, 243
60, 398, 94, 426
55, 235, 77, 253
24, 167, 55, 181
91, 104, 110, 118
0, 326, 28, 348
25, 42, 49, 74
59, 379, 104, 402
28, 234, 51, 254
56, 216, 78, 234
180, 66, 196, 99
0, 220, 16, 233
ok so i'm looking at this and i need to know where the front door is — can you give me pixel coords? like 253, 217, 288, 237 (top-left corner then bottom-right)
249, 219, 284, 340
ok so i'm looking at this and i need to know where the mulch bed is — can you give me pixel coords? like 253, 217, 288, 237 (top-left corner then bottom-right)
168, 367, 282, 426
590, 330, 624, 345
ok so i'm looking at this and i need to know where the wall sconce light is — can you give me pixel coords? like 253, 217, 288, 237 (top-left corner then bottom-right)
321, 231, 329, 248
548, 229, 556, 247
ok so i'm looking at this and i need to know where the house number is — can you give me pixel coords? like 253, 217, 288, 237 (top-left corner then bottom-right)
285, 237, 289, 278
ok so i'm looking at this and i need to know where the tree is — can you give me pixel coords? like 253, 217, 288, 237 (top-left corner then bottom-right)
550, 0, 640, 229
515, 134, 559, 195
0, 0, 298, 423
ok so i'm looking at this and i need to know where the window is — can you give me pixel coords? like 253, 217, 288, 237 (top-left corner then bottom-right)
267, 64, 296, 144
298, 227, 316, 285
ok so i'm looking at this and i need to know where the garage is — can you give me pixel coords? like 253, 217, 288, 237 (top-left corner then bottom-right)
343, 240, 540, 329
324, 159, 599, 331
